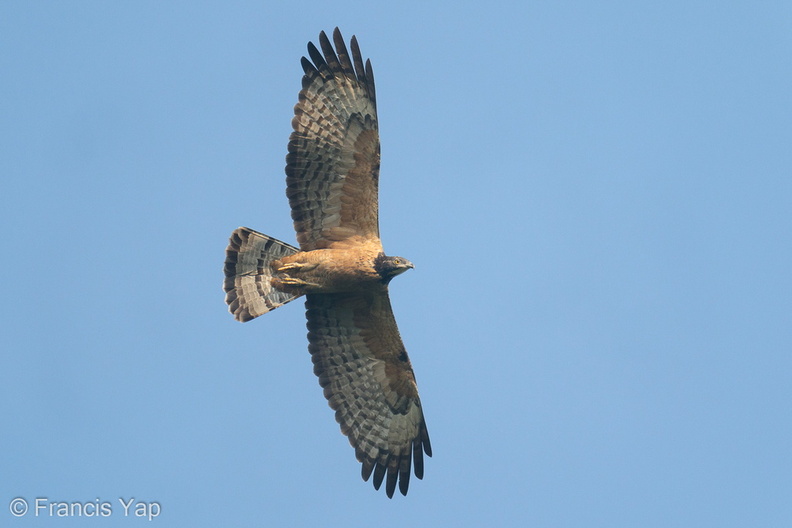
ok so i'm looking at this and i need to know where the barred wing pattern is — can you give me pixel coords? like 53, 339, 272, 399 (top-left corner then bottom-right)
305, 292, 431, 498
286, 28, 381, 251
289, 29, 430, 498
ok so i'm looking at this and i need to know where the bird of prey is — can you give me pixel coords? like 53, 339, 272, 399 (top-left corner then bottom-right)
223, 28, 431, 498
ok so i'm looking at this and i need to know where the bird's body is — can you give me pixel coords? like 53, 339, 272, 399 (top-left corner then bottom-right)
223, 28, 430, 498
272, 238, 392, 294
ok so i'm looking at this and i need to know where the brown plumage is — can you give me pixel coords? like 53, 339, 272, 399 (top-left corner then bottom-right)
223, 28, 431, 498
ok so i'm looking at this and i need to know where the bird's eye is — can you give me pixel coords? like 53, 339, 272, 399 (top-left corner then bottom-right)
393, 259, 401, 265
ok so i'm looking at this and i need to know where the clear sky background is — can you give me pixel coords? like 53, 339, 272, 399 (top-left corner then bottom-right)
2, 1, 791, 526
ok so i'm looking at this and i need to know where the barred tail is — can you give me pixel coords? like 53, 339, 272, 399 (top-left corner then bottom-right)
224, 227, 301, 322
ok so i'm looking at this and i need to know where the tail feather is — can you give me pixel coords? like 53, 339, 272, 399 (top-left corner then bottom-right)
224, 227, 301, 322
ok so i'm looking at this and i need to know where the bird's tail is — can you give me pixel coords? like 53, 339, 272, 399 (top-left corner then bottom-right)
224, 227, 301, 322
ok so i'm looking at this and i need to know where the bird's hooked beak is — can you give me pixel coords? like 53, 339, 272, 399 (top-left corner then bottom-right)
388, 257, 415, 280
375, 254, 415, 282
396, 258, 415, 274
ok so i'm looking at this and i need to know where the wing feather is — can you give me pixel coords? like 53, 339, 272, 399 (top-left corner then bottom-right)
332, 30, 357, 79
305, 291, 431, 497
285, 28, 380, 251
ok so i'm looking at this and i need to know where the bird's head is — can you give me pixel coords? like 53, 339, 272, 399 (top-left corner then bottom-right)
374, 254, 415, 283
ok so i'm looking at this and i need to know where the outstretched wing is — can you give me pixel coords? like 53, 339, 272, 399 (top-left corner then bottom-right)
305, 292, 432, 498
286, 28, 380, 251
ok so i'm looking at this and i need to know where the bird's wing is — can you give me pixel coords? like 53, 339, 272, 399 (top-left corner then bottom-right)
305, 291, 431, 497
286, 28, 380, 251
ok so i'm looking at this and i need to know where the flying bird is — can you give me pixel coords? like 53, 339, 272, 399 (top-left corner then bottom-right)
223, 28, 431, 498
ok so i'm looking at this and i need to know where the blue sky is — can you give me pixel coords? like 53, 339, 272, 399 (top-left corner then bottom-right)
2, 1, 791, 526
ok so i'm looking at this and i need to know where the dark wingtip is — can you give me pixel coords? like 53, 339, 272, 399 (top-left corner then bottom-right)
306, 40, 325, 72
399, 444, 413, 495
385, 467, 398, 498
361, 459, 375, 482
372, 463, 386, 491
